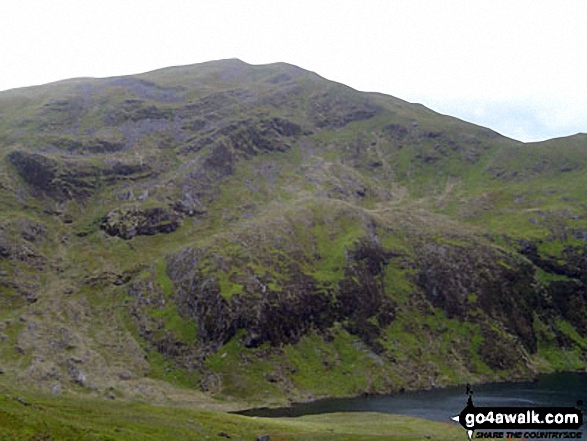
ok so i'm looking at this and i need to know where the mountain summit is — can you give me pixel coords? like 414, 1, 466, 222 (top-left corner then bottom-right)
0, 59, 585, 403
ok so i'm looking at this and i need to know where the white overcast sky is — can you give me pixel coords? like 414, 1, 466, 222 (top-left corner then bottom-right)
1, 0, 586, 142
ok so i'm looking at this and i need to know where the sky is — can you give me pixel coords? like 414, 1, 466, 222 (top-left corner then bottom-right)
1, 0, 586, 142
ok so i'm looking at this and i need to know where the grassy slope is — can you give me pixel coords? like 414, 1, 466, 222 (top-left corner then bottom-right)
0, 385, 462, 441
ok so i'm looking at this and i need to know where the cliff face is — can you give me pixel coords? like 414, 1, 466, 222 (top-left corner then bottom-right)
0, 59, 585, 403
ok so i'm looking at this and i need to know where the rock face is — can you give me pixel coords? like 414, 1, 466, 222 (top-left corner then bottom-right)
101, 206, 181, 239
216, 117, 303, 157
1, 59, 586, 400
0, 218, 47, 308
416, 241, 539, 351
7, 150, 153, 201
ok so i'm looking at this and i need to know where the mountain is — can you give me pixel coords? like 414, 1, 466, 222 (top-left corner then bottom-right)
0, 59, 585, 406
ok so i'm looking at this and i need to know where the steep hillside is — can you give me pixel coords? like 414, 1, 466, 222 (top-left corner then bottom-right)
0, 59, 585, 406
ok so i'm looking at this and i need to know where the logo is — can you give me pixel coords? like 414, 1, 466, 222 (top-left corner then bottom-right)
451, 384, 583, 441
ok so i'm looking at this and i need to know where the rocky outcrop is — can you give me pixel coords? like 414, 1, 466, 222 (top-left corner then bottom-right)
335, 239, 396, 351
179, 117, 302, 156
310, 91, 379, 128
0, 218, 48, 307
416, 240, 540, 352
166, 237, 395, 354
218, 117, 303, 157
519, 240, 587, 334
172, 116, 304, 214
101, 206, 181, 239
7, 151, 64, 198
42, 136, 125, 154
519, 240, 587, 281
104, 99, 174, 125
7, 150, 154, 201
168, 247, 332, 350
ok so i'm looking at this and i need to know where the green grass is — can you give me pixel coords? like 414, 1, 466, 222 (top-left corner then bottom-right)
532, 316, 587, 372
0, 386, 464, 441
380, 307, 497, 385
534, 268, 572, 285
305, 206, 365, 288
145, 350, 201, 389
150, 304, 197, 344
282, 327, 380, 397
204, 335, 286, 401
556, 319, 587, 350
216, 271, 246, 299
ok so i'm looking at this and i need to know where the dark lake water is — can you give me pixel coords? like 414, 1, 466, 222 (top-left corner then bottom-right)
237, 372, 586, 425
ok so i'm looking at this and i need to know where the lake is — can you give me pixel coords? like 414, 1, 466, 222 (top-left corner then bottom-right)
237, 372, 586, 425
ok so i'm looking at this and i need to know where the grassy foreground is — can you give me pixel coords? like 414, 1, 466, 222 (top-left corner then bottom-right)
0, 389, 463, 441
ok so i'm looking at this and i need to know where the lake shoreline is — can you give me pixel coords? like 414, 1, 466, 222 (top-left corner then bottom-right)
234, 371, 587, 420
